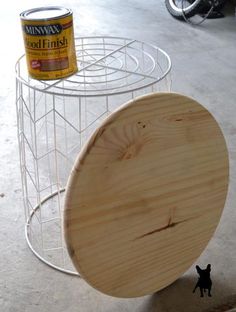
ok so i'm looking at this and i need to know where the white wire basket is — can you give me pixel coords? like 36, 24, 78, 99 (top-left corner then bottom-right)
16, 36, 172, 275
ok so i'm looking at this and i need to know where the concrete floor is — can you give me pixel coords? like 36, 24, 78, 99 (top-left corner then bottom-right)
1, 0, 236, 311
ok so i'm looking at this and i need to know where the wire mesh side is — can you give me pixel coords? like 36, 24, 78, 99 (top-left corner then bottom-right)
16, 36, 172, 274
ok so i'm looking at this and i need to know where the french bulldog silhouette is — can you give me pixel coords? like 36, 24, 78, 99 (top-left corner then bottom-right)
193, 264, 212, 297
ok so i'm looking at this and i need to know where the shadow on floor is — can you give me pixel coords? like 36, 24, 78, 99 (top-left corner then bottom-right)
139, 275, 236, 312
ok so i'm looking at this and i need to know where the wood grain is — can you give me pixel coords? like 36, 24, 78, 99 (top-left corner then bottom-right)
64, 92, 229, 298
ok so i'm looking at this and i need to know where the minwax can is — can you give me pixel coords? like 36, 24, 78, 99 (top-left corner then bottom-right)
20, 6, 78, 80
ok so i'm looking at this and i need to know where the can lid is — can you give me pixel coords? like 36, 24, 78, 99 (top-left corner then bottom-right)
20, 6, 72, 21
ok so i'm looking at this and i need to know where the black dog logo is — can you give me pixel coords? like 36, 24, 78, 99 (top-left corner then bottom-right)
193, 264, 212, 297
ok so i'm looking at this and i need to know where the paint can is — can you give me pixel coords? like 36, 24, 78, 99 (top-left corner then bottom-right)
20, 6, 78, 80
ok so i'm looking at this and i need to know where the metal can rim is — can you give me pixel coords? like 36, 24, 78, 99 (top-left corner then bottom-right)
20, 6, 72, 21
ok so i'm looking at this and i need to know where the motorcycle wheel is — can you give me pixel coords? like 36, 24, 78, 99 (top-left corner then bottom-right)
165, 0, 207, 19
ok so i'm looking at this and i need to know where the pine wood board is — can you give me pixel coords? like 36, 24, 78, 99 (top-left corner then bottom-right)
64, 92, 229, 298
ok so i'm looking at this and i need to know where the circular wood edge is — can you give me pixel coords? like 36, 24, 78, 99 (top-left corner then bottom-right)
63, 92, 229, 297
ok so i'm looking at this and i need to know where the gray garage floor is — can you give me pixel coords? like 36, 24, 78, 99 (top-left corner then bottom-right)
1, 1, 236, 311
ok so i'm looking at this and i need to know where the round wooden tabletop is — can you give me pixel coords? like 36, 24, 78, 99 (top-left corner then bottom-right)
64, 92, 229, 298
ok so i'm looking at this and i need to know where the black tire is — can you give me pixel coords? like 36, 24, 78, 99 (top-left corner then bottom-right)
165, 0, 207, 20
